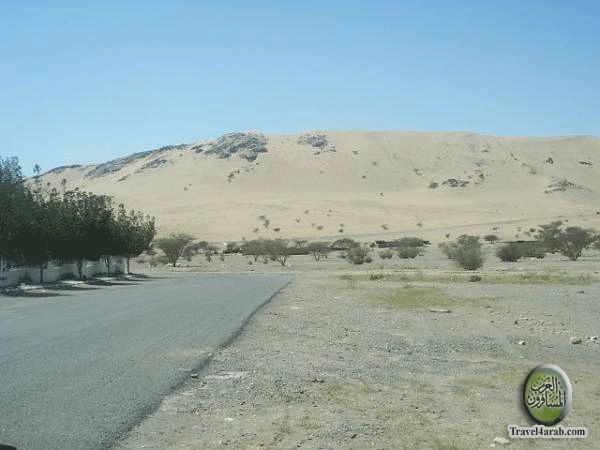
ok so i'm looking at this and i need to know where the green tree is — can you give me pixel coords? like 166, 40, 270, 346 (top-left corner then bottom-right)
155, 233, 196, 267
115, 204, 156, 274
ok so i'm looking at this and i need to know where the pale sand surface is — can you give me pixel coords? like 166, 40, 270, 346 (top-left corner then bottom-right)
37, 131, 600, 242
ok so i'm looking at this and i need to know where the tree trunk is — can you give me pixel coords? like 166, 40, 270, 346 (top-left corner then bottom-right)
126, 258, 130, 274
39, 263, 44, 284
105, 256, 111, 276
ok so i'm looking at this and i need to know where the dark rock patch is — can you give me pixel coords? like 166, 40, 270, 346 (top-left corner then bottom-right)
138, 158, 171, 171
297, 133, 336, 153
85, 144, 187, 179
193, 133, 268, 162
545, 178, 581, 193
42, 165, 82, 176
442, 178, 469, 188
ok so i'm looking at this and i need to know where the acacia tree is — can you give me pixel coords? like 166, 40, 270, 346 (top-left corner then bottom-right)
263, 239, 292, 266
535, 221, 565, 253
154, 233, 197, 267
306, 241, 330, 261
241, 239, 266, 262
536, 222, 598, 261
559, 227, 597, 260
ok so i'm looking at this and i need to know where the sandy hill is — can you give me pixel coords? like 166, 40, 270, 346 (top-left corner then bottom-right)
38, 131, 600, 242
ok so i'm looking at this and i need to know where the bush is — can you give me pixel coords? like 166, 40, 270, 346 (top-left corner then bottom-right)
438, 242, 458, 259
496, 243, 523, 262
396, 236, 426, 259
518, 241, 546, 259
396, 237, 427, 248
484, 234, 499, 244
331, 238, 358, 250
378, 249, 394, 259
450, 235, 483, 270
398, 246, 421, 259
347, 245, 372, 265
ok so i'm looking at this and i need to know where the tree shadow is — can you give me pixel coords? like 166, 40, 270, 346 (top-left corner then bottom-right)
1, 289, 68, 298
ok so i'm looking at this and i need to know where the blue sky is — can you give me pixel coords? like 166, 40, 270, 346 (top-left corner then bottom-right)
1, 1, 598, 174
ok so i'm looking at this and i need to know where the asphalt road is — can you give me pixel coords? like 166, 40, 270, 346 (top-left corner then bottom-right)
0, 273, 290, 450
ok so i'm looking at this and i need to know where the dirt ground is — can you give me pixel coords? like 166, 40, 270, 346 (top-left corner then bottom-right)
118, 249, 600, 449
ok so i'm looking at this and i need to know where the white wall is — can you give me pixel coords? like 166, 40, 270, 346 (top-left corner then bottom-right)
0, 256, 126, 288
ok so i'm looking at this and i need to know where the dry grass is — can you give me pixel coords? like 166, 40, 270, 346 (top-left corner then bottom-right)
347, 269, 599, 285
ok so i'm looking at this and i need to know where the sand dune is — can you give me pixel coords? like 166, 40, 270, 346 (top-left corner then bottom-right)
38, 131, 600, 242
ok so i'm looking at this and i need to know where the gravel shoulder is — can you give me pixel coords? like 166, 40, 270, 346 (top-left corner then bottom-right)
116, 268, 600, 449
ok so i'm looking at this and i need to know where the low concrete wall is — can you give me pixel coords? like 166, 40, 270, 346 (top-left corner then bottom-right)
0, 256, 126, 288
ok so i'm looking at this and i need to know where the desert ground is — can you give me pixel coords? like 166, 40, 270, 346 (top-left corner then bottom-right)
116, 245, 600, 449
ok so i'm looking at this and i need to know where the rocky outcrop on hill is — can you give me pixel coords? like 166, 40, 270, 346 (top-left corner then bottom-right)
43, 165, 82, 176
442, 178, 469, 188
297, 133, 336, 153
545, 178, 581, 193
138, 158, 172, 171
192, 133, 268, 162
85, 144, 187, 179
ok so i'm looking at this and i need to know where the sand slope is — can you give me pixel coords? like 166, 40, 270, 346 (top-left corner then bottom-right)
38, 131, 600, 242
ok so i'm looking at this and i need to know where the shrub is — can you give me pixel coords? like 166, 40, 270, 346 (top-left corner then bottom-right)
396, 237, 427, 248
484, 234, 499, 244
518, 241, 546, 259
451, 235, 483, 270
496, 243, 523, 262
347, 245, 372, 265
398, 246, 421, 259
396, 237, 426, 259
438, 242, 458, 259
378, 249, 394, 259
331, 238, 358, 250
